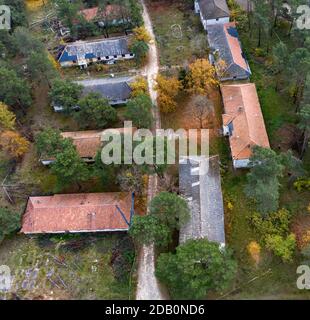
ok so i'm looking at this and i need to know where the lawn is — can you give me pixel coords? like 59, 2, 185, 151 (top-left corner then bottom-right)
0, 234, 136, 300
146, 0, 206, 67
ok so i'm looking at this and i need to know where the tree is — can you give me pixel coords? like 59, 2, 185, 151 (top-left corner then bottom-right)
132, 26, 151, 43
272, 41, 289, 91
298, 104, 310, 158
131, 40, 149, 65
265, 234, 296, 262
128, 0, 143, 26
0, 66, 32, 109
156, 239, 237, 299
288, 48, 310, 110
0, 102, 16, 130
0, 207, 20, 242
12, 27, 44, 57
130, 76, 148, 97
155, 75, 181, 113
250, 208, 292, 239
149, 192, 190, 231
35, 127, 72, 158
186, 59, 218, 95
245, 147, 285, 215
117, 165, 145, 195
53, 0, 80, 37
129, 215, 171, 247
26, 51, 57, 85
125, 94, 153, 128
250, 0, 270, 48
75, 92, 117, 129
51, 144, 90, 188
0, 130, 30, 158
49, 79, 82, 114
190, 95, 213, 129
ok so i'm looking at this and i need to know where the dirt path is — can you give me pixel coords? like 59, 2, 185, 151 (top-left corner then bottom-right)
136, 0, 167, 301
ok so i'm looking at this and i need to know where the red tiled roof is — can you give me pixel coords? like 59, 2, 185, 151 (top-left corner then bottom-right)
79, 5, 124, 22
21, 193, 133, 234
221, 83, 270, 160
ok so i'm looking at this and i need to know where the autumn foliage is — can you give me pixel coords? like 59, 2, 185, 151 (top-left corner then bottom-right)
0, 102, 16, 130
0, 130, 30, 158
247, 241, 261, 266
186, 59, 218, 94
132, 26, 151, 43
0, 102, 30, 158
130, 76, 148, 97
155, 75, 181, 113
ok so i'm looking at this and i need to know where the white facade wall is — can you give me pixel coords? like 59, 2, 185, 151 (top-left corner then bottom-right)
206, 17, 230, 26
195, 1, 230, 29
233, 159, 251, 169
223, 125, 230, 136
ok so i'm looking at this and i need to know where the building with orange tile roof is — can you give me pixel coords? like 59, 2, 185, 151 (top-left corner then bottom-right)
221, 83, 270, 168
207, 22, 251, 81
21, 192, 134, 234
79, 5, 130, 25
40, 127, 136, 165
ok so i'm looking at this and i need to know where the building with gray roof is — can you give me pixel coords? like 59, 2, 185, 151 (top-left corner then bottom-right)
179, 155, 225, 246
207, 22, 251, 81
195, 0, 230, 29
53, 76, 133, 112
58, 36, 134, 68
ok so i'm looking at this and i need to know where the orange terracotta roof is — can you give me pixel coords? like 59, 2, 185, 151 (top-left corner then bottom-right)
221, 83, 270, 160
80, 5, 124, 22
61, 130, 102, 159
61, 128, 136, 159
21, 192, 133, 234
80, 7, 99, 21
223, 22, 248, 71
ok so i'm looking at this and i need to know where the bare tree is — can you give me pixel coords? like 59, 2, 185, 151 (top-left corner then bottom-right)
190, 95, 214, 129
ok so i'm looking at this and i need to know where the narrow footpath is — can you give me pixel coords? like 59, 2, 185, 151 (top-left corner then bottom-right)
135, 0, 167, 300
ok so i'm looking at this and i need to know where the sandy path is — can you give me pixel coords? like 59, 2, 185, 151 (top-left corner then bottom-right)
135, 0, 167, 301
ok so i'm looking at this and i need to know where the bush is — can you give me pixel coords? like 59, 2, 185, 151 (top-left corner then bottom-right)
0, 207, 20, 242
265, 234, 296, 262
156, 239, 237, 299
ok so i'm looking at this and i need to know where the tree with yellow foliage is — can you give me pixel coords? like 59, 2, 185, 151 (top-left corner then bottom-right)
247, 241, 261, 266
130, 76, 148, 97
186, 59, 218, 95
132, 26, 151, 43
0, 130, 30, 158
0, 102, 16, 131
155, 75, 181, 113
26, 0, 47, 11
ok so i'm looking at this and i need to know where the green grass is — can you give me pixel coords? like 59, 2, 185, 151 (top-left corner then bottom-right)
146, 0, 206, 66
0, 234, 136, 300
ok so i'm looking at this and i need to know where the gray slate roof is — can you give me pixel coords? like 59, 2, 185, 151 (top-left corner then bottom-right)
179, 155, 225, 245
59, 37, 130, 63
207, 23, 251, 80
198, 0, 230, 20
75, 76, 133, 101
